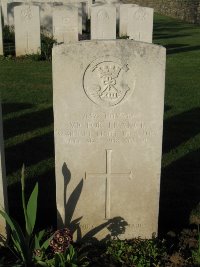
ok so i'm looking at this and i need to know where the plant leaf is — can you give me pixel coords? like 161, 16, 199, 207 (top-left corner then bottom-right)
0, 210, 27, 262
36, 261, 49, 267
41, 237, 50, 250
37, 229, 45, 242
34, 235, 40, 249
27, 182, 38, 234
21, 165, 31, 237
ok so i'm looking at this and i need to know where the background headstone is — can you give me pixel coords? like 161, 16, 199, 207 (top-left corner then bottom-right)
127, 6, 154, 43
0, 103, 8, 241
14, 5, 41, 56
53, 6, 78, 43
119, 4, 138, 37
91, 4, 116, 39
1, 0, 8, 25
0, 7, 3, 55
53, 40, 166, 240
94, 0, 120, 25
64, 0, 88, 32
7, 1, 61, 34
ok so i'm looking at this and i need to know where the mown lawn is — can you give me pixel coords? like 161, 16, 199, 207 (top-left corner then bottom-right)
0, 13, 200, 234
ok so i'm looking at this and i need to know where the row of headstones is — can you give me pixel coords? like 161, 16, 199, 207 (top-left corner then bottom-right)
0, 2, 154, 56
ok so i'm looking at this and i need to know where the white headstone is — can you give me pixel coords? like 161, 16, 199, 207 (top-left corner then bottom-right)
14, 5, 41, 56
91, 4, 116, 39
1, 0, 8, 25
63, 1, 87, 34
94, 0, 120, 27
8, 2, 54, 34
0, 104, 8, 241
119, 4, 138, 37
53, 40, 166, 240
53, 6, 78, 43
127, 6, 154, 43
0, 7, 3, 55
65, 2, 82, 34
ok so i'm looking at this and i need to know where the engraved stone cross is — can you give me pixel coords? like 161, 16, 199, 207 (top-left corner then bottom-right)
85, 149, 132, 219
26, 32, 30, 51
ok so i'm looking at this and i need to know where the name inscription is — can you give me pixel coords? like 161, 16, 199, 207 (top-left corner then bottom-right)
55, 112, 157, 145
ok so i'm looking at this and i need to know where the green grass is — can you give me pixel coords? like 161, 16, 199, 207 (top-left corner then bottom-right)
0, 60, 56, 227
0, 13, 200, 234
153, 14, 200, 234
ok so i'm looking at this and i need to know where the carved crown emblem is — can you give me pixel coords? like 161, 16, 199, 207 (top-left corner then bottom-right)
97, 65, 121, 79
83, 57, 135, 107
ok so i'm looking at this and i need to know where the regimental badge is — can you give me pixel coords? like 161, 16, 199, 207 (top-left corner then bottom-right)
21, 6, 32, 21
83, 57, 135, 107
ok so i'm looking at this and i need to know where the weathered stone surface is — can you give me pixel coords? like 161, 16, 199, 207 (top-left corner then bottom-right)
1, 0, 8, 25
53, 40, 166, 241
8, 2, 58, 34
63, 1, 85, 34
119, 4, 138, 37
87, 0, 92, 19
91, 4, 116, 39
0, 7, 3, 55
0, 104, 8, 242
14, 5, 41, 56
94, 0, 120, 25
127, 6, 154, 43
53, 6, 78, 43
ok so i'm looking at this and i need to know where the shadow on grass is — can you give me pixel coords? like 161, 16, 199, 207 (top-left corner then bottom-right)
154, 20, 194, 32
5, 131, 54, 175
3, 102, 56, 229
159, 107, 200, 235
154, 33, 191, 40
2, 103, 34, 115
167, 45, 200, 54
153, 17, 200, 54
162, 108, 200, 154
3, 107, 53, 139
159, 148, 200, 235
8, 166, 57, 230
164, 104, 172, 113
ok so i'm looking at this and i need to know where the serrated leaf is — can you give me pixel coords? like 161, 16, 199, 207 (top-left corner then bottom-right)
27, 182, 38, 234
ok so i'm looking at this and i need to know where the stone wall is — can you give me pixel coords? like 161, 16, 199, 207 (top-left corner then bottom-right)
122, 0, 200, 24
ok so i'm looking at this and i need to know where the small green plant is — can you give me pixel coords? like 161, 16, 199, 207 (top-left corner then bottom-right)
190, 203, 200, 264
43, 228, 88, 267
3, 25, 15, 43
0, 165, 51, 267
44, 245, 79, 267
3, 25, 15, 56
106, 236, 167, 267
40, 33, 57, 61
